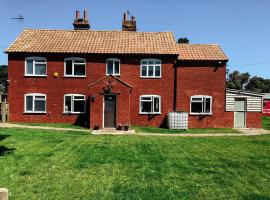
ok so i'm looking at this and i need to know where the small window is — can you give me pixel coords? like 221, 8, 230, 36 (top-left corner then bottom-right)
140, 59, 162, 78
24, 93, 46, 113
140, 95, 161, 114
25, 57, 47, 76
106, 58, 120, 75
190, 95, 212, 115
64, 58, 86, 77
64, 94, 85, 113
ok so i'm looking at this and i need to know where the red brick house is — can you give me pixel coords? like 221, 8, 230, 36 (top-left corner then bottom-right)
5, 11, 262, 129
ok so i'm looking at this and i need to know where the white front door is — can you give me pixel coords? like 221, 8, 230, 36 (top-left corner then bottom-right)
234, 98, 246, 128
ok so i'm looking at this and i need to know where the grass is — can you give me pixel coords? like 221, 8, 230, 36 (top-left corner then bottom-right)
262, 116, 270, 130
133, 126, 240, 134
0, 128, 270, 199
13, 122, 88, 129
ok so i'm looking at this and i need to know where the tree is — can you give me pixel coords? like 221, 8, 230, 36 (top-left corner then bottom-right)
245, 77, 270, 93
226, 70, 250, 90
177, 37, 189, 44
0, 65, 8, 92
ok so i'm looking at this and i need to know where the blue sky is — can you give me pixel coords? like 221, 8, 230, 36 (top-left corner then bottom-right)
0, 0, 269, 78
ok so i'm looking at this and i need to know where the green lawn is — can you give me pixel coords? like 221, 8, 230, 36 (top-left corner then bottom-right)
262, 116, 270, 130
0, 128, 270, 199
13, 122, 88, 129
133, 126, 240, 134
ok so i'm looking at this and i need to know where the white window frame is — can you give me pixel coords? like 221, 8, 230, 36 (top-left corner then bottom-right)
139, 95, 161, 114
64, 57, 86, 77
140, 59, 162, 78
190, 95, 212, 115
106, 58, 121, 76
25, 57, 47, 76
24, 93, 46, 113
63, 94, 86, 114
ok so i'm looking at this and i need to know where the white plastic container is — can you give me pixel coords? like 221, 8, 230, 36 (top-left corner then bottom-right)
167, 112, 188, 130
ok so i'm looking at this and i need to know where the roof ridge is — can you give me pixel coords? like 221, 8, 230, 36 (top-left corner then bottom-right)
23, 28, 174, 34
177, 43, 220, 46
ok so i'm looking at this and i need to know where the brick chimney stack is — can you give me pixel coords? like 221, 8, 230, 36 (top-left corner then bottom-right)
122, 12, 137, 31
73, 10, 90, 30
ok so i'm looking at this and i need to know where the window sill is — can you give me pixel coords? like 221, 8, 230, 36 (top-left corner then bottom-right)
24, 75, 47, 77
190, 113, 213, 116
139, 112, 161, 115
63, 76, 86, 78
140, 76, 162, 79
106, 74, 120, 77
23, 112, 47, 114
63, 112, 85, 115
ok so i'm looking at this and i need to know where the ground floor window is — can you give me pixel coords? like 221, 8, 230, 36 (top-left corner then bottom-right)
190, 95, 212, 115
24, 93, 46, 113
64, 94, 85, 113
140, 95, 161, 114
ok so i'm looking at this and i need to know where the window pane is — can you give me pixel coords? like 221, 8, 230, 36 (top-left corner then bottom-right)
191, 102, 203, 113
148, 61, 154, 64
35, 100, 45, 112
142, 61, 147, 65
35, 96, 45, 100
74, 60, 85, 63
155, 60, 161, 64
141, 66, 147, 76
154, 97, 160, 112
74, 64, 85, 76
66, 60, 73, 75
205, 98, 211, 113
114, 61, 120, 74
26, 60, 33, 74
192, 98, 203, 102
65, 96, 72, 112
74, 100, 85, 112
35, 59, 46, 63
35, 64, 46, 75
26, 96, 33, 111
155, 66, 160, 77
107, 60, 113, 74
141, 101, 152, 113
141, 97, 151, 101
74, 96, 85, 100
148, 66, 154, 76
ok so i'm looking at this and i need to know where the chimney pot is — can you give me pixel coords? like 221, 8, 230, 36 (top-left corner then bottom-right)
83, 10, 88, 20
123, 13, 127, 21
75, 11, 80, 20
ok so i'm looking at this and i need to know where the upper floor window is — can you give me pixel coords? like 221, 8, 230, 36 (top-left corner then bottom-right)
25, 57, 47, 76
140, 95, 161, 114
24, 93, 46, 113
140, 59, 161, 78
64, 94, 85, 114
106, 58, 120, 76
64, 58, 86, 77
190, 95, 212, 115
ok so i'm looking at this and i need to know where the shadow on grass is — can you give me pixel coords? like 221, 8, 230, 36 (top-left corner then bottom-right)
0, 146, 15, 156
243, 193, 270, 200
0, 134, 15, 156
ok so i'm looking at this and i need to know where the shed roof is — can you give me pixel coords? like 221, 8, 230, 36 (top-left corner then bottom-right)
177, 44, 228, 61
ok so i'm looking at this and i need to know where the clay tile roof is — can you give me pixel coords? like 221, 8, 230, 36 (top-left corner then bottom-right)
6, 29, 179, 55
177, 44, 228, 61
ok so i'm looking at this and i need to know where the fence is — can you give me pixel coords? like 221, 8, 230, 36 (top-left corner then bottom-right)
0, 101, 8, 123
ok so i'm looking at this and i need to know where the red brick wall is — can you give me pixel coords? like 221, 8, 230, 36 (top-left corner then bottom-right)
8, 53, 175, 127
175, 61, 233, 128
247, 112, 262, 128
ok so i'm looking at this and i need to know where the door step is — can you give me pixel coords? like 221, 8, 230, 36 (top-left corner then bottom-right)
92, 128, 135, 135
